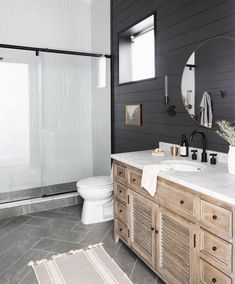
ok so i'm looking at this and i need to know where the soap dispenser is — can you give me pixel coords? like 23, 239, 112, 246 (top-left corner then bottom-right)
180, 135, 189, 157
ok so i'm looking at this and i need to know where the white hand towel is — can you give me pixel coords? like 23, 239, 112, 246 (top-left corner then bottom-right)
141, 164, 170, 196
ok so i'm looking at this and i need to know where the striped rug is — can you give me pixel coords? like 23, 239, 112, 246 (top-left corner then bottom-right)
29, 243, 133, 284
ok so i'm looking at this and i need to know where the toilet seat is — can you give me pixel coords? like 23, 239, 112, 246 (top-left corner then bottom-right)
77, 176, 113, 189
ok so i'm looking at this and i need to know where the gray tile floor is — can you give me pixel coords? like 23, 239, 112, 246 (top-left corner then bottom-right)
0, 204, 165, 284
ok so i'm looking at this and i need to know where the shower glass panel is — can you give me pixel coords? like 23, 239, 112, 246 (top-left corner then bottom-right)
0, 49, 111, 203
0, 48, 42, 203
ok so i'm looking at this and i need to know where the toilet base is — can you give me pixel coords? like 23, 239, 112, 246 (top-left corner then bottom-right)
81, 196, 114, 225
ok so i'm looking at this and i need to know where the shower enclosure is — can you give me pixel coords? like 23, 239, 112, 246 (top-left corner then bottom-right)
0, 46, 111, 204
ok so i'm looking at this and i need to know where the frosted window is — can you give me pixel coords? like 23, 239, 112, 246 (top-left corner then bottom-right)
131, 29, 155, 81
118, 14, 156, 84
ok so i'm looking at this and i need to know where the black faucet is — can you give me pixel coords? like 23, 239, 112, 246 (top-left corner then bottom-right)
189, 130, 207, 162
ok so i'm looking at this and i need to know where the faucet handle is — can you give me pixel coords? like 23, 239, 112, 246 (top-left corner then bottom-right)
210, 153, 217, 165
191, 150, 198, 160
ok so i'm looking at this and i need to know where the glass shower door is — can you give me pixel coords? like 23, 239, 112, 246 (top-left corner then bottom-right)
0, 49, 111, 204
40, 53, 111, 195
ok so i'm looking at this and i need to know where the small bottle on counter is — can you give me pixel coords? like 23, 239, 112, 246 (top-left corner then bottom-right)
180, 135, 189, 157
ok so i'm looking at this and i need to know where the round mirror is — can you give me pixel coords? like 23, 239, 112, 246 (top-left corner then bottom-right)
181, 37, 235, 129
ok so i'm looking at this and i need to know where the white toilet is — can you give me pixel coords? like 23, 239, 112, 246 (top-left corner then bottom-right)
77, 176, 113, 225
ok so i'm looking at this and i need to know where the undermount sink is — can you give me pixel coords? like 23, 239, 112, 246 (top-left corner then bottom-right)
161, 160, 206, 172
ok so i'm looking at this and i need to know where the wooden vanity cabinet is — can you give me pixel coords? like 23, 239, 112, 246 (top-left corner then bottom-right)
128, 189, 156, 267
156, 207, 198, 284
113, 161, 234, 284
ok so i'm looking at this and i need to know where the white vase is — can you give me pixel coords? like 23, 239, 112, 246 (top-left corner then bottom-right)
228, 146, 235, 175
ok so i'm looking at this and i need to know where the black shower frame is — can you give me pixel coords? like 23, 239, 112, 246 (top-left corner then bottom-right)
0, 43, 111, 58
0, 43, 113, 202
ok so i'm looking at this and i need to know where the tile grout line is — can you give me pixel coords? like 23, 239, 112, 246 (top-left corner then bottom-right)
2, 236, 44, 278
33, 236, 84, 246
31, 247, 58, 255
0, 216, 16, 227
28, 225, 85, 244
18, 269, 32, 284
101, 225, 114, 242
113, 241, 122, 259
0, 217, 32, 242
23, 221, 76, 231
27, 213, 80, 224
129, 257, 138, 280
77, 223, 96, 243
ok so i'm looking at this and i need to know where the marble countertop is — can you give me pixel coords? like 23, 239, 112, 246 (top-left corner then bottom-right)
111, 150, 235, 206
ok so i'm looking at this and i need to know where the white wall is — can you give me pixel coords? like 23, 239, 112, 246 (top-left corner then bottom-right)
91, 0, 110, 54
0, 0, 110, 53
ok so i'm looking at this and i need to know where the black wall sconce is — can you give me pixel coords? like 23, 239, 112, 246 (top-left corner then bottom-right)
164, 75, 176, 117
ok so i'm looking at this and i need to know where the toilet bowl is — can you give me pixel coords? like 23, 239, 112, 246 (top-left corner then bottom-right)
77, 176, 113, 225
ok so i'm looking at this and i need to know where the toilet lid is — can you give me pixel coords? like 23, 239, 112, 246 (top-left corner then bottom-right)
77, 176, 113, 188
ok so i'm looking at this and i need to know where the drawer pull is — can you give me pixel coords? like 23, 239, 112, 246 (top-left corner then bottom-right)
119, 228, 123, 232
119, 190, 122, 193
132, 178, 136, 182
119, 209, 123, 213
118, 171, 123, 176
212, 246, 217, 251
155, 230, 159, 234
151, 227, 155, 231
180, 200, 184, 205
212, 215, 217, 220
212, 278, 217, 283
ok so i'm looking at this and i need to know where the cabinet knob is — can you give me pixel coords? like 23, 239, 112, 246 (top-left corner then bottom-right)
212, 246, 217, 251
155, 230, 159, 234
119, 209, 123, 213
118, 171, 122, 176
119, 190, 122, 193
180, 200, 184, 205
132, 178, 136, 182
151, 227, 155, 231
212, 215, 217, 220
212, 278, 217, 283
119, 228, 123, 232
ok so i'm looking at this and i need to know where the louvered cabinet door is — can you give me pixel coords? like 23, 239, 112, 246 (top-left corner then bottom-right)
128, 189, 156, 267
156, 207, 198, 284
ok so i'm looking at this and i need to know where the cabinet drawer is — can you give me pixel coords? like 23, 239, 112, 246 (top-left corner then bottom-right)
115, 201, 127, 224
201, 200, 232, 238
115, 219, 128, 242
200, 259, 231, 284
200, 230, 232, 271
128, 170, 141, 189
114, 182, 128, 204
157, 179, 199, 219
114, 164, 127, 183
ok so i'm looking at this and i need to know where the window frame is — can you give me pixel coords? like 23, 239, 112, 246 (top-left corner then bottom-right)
117, 12, 157, 86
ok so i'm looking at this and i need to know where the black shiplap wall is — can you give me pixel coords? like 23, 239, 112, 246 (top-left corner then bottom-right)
111, 0, 235, 153
195, 38, 235, 122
